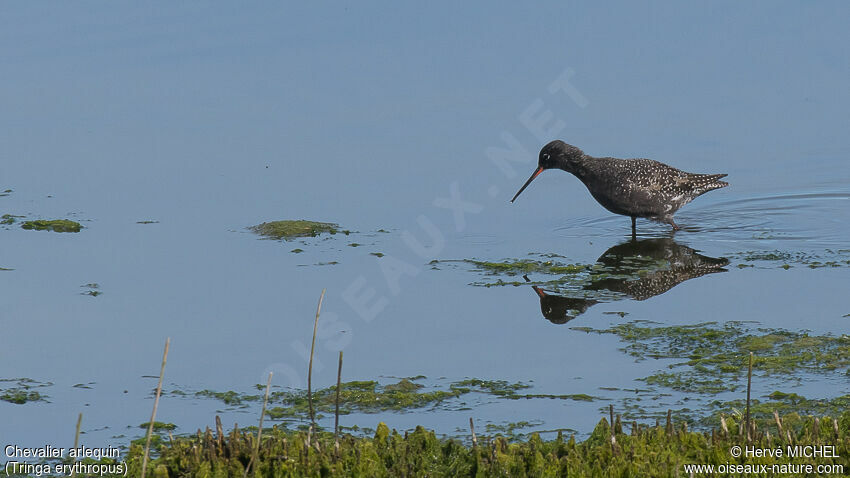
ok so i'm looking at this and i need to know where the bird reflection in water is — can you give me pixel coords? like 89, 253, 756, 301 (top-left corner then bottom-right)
526, 237, 728, 325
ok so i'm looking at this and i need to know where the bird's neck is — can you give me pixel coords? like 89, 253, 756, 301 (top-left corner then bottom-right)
558, 155, 591, 179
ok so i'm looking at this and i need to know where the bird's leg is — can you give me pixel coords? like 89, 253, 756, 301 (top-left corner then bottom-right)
668, 218, 681, 231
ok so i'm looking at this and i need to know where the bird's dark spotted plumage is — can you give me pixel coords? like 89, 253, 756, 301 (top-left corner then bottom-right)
511, 140, 729, 231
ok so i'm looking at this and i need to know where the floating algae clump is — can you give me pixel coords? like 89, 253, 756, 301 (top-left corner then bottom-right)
1, 389, 43, 404
265, 378, 466, 419
0, 378, 51, 404
250, 220, 339, 240
466, 259, 587, 276
21, 219, 82, 233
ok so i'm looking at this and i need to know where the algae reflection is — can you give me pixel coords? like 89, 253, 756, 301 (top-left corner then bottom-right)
446, 237, 728, 325
528, 238, 729, 324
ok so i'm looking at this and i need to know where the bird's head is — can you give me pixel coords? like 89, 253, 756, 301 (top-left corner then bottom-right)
511, 140, 584, 203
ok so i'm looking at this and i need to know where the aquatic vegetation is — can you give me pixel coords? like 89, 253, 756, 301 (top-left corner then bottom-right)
195, 389, 260, 407
139, 421, 177, 431
0, 214, 26, 226
291, 248, 304, 253
0, 188, 11, 197
1, 389, 44, 404
370, 252, 385, 257
125, 412, 850, 477
429, 257, 595, 290
20, 219, 82, 232
731, 249, 850, 269
189, 377, 597, 427
574, 321, 850, 429
463, 259, 587, 276
266, 378, 465, 418
0, 267, 12, 271
703, 392, 850, 430
578, 321, 850, 396
81, 283, 102, 297
136, 220, 159, 224
482, 420, 545, 441
602, 311, 628, 317
446, 240, 729, 307
249, 220, 340, 240
0, 378, 51, 404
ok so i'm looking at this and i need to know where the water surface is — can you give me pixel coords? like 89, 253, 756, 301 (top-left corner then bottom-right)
2, 2, 850, 449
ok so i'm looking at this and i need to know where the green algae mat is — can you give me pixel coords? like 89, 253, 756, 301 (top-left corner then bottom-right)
250, 220, 343, 240
1, 215, 82, 232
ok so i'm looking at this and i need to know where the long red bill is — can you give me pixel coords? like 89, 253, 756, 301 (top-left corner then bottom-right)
510, 167, 544, 203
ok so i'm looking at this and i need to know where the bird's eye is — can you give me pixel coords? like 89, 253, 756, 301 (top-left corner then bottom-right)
543, 154, 550, 161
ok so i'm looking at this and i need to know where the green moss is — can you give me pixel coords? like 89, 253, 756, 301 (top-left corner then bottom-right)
370, 252, 385, 257
348, 242, 361, 247
290, 248, 304, 253
249, 220, 339, 240
20, 219, 82, 232
126, 412, 850, 477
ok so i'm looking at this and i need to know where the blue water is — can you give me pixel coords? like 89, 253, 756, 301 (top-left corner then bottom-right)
2, 2, 850, 450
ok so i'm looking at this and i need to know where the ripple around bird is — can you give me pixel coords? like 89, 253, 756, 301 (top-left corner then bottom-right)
553, 189, 850, 247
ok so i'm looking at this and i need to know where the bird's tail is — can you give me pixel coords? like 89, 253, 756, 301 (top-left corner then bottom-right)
690, 173, 729, 194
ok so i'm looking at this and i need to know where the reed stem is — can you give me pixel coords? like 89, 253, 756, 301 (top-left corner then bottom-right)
334, 350, 343, 455
70, 413, 82, 476
469, 417, 478, 449
307, 289, 325, 446
141, 337, 170, 478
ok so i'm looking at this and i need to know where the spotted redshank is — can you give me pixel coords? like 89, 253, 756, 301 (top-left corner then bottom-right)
511, 140, 728, 232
